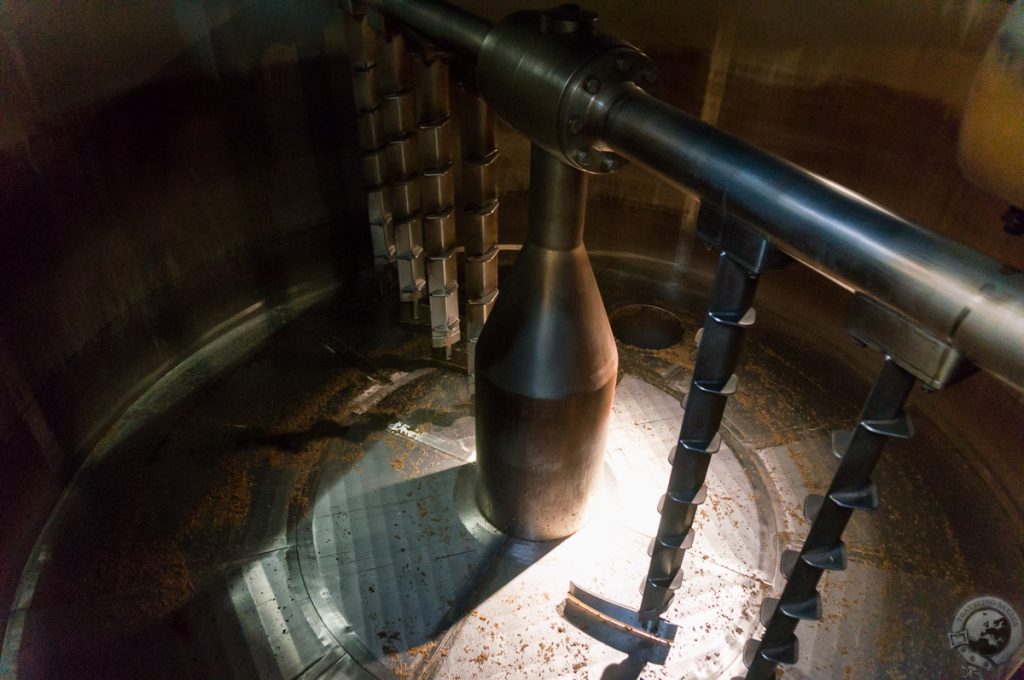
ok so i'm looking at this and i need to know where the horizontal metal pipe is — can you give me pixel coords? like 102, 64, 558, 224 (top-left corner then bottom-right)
369, 0, 1024, 390
361, 0, 491, 61
600, 84, 1024, 390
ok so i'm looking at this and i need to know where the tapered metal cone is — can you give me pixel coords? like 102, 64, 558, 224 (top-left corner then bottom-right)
475, 145, 617, 540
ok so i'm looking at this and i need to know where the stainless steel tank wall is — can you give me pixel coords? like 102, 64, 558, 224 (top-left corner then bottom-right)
0, 1, 368, 635
414, 0, 1024, 565
455, 1, 1023, 270
1, 0, 1023, 656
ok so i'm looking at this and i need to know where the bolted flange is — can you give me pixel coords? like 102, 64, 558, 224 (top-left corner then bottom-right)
475, 4, 658, 174
558, 46, 659, 174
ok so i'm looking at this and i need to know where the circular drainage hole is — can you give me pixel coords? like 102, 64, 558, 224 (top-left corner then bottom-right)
609, 304, 684, 349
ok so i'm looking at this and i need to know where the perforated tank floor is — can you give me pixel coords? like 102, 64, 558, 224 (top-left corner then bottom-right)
2, 257, 1021, 679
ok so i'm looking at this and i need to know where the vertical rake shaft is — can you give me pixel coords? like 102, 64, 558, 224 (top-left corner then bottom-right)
414, 47, 460, 355
640, 251, 761, 626
743, 356, 916, 679
457, 89, 499, 375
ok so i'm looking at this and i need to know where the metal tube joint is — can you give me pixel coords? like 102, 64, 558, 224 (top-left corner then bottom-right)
475, 4, 658, 173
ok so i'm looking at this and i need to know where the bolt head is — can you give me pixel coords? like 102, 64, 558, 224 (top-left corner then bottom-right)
568, 117, 584, 135
600, 156, 620, 172
574, 149, 591, 166
640, 66, 660, 86
615, 55, 633, 73
583, 77, 601, 94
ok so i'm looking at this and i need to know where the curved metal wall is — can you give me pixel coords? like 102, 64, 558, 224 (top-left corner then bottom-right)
0, 1, 368, 634
1, 0, 1022, 651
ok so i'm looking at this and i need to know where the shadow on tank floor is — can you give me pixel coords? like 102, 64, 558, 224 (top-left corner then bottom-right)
1, 243, 1022, 679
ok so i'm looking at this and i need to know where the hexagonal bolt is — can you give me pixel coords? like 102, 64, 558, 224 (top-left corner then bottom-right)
583, 77, 601, 94
574, 149, 591, 167
567, 117, 584, 135
615, 55, 633, 74
600, 156, 620, 172
640, 66, 660, 86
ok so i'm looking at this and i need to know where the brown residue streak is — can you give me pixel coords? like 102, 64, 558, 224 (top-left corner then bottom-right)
50, 328, 399, 640
184, 457, 254, 535
105, 543, 196, 625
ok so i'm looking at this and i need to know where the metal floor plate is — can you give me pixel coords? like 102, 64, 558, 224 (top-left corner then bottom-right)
299, 372, 770, 679
2, 276, 1021, 679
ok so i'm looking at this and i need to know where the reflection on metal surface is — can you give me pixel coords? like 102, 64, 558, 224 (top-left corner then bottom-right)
959, 0, 1024, 209
560, 582, 678, 665
302, 373, 769, 678
599, 82, 1024, 390
2, 265, 1021, 678
474, 145, 617, 541
364, 0, 1024, 392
